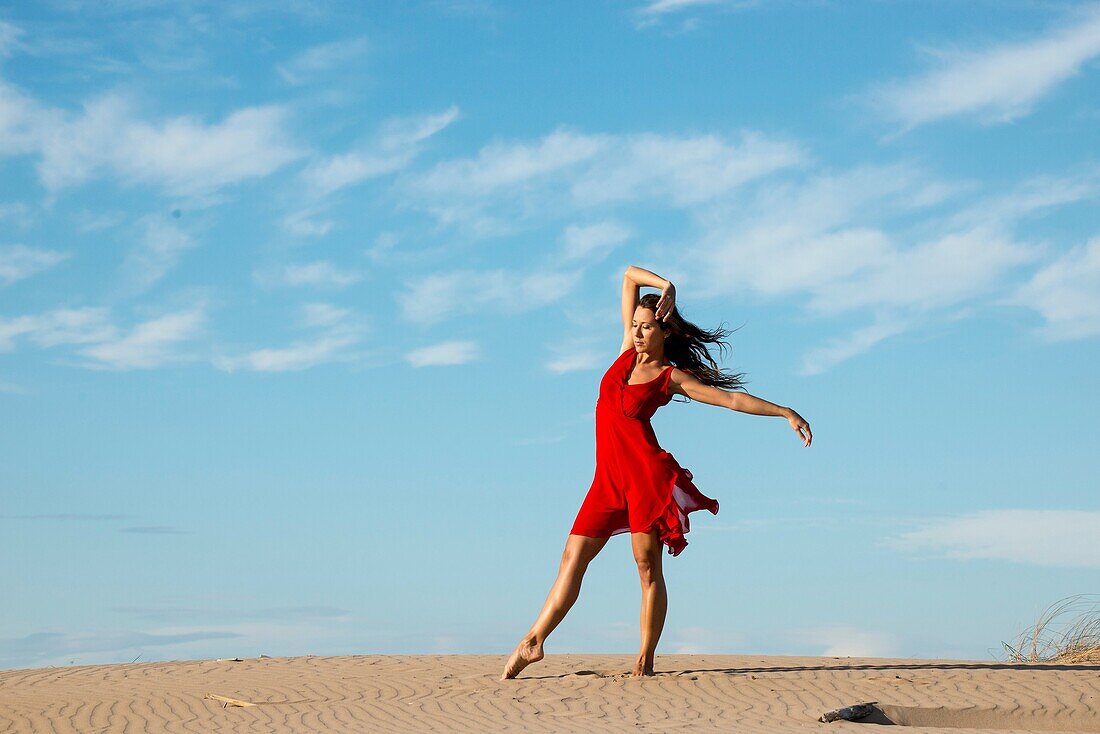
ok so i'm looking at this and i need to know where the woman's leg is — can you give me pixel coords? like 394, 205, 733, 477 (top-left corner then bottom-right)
500, 533, 610, 680
631, 530, 666, 676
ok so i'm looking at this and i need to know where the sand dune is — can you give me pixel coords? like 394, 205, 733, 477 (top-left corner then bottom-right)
1, 654, 1098, 732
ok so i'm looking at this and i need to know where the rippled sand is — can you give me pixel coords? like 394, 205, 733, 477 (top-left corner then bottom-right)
2, 653, 1099, 732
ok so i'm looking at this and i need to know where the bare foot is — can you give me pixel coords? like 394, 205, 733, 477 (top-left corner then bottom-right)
501, 637, 544, 680
631, 656, 655, 677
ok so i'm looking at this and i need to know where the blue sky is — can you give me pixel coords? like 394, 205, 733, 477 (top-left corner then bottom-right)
1, 0, 1098, 670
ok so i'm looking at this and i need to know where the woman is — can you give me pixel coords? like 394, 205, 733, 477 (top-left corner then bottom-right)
501, 265, 812, 680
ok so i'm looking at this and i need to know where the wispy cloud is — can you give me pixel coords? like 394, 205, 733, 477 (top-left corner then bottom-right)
0, 307, 116, 352
798, 315, 913, 377
397, 267, 582, 325
546, 349, 607, 374
690, 164, 1076, 372
279, 207, 333, 238
73, 208, 126, 233
0, 19, 23, 56
416, 129, 607, 199
0, 244, 69, 286
118, 215, 196, 294
0, 629, 239, 668
638, 0, 730, 16
806, 226, 1038, 316
253, 260, 362, 289
1007, 235, 1100, 341
276, 36, 369, 85
118, 525, 190, 535
48, 96, 303, 196
213, 302, 366, 372
665, 625, 747, 654
298, 106, 459, 201
405, 339, 478, 367
0, 75, 304, 197
562, 220, 631, 262
888, 509, 1100, 569
407, 128, 802, 234
0, 513, 128, 521
790, 624, 900, 658
0, 379, 26, 394
113, 605, 351, 623
864, 4, 1100, 130
76, 305, 205, 370
0, 304, 206, 370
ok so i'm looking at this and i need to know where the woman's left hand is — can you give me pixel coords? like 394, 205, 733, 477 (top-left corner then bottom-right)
786, 409, 812, 447
655, 281, 676, 320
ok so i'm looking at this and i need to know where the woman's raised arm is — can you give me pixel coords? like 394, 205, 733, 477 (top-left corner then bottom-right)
622, 265, 675, 329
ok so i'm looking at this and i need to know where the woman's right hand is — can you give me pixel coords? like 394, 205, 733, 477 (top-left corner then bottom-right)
655, 281, 676, 320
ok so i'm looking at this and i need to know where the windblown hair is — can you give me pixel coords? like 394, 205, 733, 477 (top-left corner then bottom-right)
638, 293, 748, 400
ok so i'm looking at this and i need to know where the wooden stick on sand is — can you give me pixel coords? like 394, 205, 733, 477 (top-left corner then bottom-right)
204, 693, 256, 708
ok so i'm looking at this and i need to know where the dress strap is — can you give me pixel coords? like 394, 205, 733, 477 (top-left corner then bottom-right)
657, 365, 675, 396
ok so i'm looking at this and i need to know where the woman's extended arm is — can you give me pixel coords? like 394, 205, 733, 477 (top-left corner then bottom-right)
670, 370, 813, 447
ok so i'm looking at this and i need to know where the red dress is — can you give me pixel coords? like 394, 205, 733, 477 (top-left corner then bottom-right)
570, 347, 719, 556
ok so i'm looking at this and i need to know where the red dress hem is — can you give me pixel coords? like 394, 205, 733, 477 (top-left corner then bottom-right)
639, 459, 719, 556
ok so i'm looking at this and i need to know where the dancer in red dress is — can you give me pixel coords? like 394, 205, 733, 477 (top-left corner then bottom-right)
502, 265, 812, 680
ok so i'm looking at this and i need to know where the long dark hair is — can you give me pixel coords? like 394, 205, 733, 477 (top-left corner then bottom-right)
638, 293, 748, 400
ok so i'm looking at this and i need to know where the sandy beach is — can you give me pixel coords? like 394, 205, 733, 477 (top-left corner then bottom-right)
1, 653, 1098, 732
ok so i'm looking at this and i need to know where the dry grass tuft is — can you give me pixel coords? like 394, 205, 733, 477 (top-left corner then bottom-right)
1002, 594, 1100, 664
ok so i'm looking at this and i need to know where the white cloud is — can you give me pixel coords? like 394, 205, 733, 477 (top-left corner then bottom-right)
214, 302, 365, 373
0, 629, 239, 669
416, 129, 606, 198
546, 349, 607, 374
866, 5, 1100, 130
0, 78, 45, 157
562, 221, 631, 262
573, 131, 804, 207
664, 625, 747, 654
689, 164, 1073, 372
74, 209, 126, 233
632, 0, 764, 29
254, 260, 362, 289
798, 316, 913, 377
216, 334, 358, 372
0, 304, 207, 370
806, 226, 1038, 316
405, 340, 478, 367
299, 302, 352, 328
0, 83, 304, 196
118, 216, 196, 294
280, 208, 333, 237
398, 267, 582, 325
300, 106, 459, 200
0, 244, 69, 286
276, 37, 369, 85
792, 625, 899, 658
1008, 235, 1100, 341
0, 307, 115, 352
694, 163, 944, 298
638, 0, 729, 16
77, 306, 205, 370
407, 127, 801, 234
0, 20, 23, 57
0, 378, 26, 394
888, 509, 1100, 568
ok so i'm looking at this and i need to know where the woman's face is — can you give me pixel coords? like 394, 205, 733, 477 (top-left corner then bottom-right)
631, 307, 668, 352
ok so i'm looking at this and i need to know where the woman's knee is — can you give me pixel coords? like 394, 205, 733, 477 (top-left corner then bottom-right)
563, 534, 606, 568
634, 554, 663, 585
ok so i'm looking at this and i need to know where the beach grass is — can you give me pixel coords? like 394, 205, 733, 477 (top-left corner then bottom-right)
1002, 594, 1100, 664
